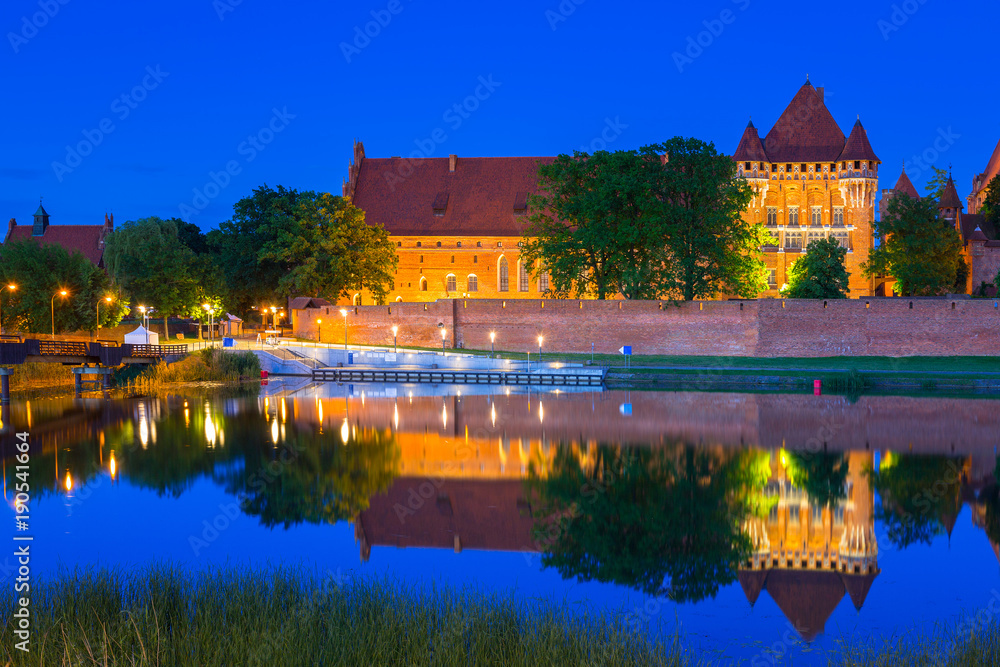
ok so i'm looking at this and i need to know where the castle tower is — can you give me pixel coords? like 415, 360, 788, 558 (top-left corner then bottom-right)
32, 200, 49, 236
736, 80, 880, 297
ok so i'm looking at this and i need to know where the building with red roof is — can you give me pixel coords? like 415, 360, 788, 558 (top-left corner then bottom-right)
734, 78, 879, 297
3, 202, 114, 267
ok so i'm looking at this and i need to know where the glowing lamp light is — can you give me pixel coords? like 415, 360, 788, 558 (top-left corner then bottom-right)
270, 419, 279, 443
339, 309, 348, 317
340, 419, 350, 444
109, 453, 117, 479
64, 471, 73, 492
490, 331, 496, 343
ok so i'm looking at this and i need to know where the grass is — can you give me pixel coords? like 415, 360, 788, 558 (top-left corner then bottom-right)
7, 362, 74, 390
112, 349, 261, 393
0, 565, 681, 667
1, 565, 997, 666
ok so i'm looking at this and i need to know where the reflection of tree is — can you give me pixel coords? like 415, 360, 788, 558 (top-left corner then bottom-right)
527, 445, 772, 603
785, 451, 848, 510
220, 428, 400, 528
870, 454, 964, 549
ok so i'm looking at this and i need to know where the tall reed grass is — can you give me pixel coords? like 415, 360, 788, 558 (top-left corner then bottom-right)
113, 349, 261, 394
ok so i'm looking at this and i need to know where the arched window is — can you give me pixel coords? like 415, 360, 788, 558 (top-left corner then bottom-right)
518, 259, 529, 292
467, 274, 478, 292
420, 277, 428, 291
395, 296, 403, 302
538, 265, 549, 293
498, 257, 509, 292
446, 274, 457, 292
352, 293, 361, 305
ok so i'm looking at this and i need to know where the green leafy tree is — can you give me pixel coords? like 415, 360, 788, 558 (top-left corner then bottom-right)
520, 150, 673, 299
782, 236, 850, 299
869, 453, 964, 550
207, 185, 305, 318
651, 137, 772, 300
979, 175, 1000, 241
258, 191, 397, 304
0, 240, 126, 334
785, 451, 849, 510
527, 444, 772, 602
924, 166, 950, 200
104, 217, 202, 339
863, 194, 965, 296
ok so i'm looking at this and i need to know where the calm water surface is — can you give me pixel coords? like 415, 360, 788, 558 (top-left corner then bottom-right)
2, 381, 999, 664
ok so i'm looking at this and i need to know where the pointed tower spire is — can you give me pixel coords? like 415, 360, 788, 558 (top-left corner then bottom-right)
734, 118, 769, 163
32, 198, 50, 236
938, 174, 963, 210
840, 118, 880, 163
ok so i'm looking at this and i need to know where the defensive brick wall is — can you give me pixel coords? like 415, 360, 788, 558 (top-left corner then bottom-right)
297, 297, 1000, 357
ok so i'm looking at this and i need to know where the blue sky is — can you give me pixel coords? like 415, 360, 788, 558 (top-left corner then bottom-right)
2, 0, 998, 231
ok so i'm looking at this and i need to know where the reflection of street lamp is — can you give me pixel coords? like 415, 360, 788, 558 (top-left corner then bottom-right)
0, 283, 16, 335
391, 325, 398, 353
490, 331, 496, 359
51, 289, 68, 339
97, 295, 112, 333
316, 319, 323, 343
340, 308, 348, 353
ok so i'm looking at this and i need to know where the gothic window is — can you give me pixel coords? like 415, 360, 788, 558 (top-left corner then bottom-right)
787, 207, 799, 226
833, 208, 844, 226
420, 277, 427, 291
518, 260, 529, 292
539, 265, 549, 292
786, 232, 803, 248
467, 274, 478, 292
766, 208, 777, 226
446, 274, 457, 292
807, 231, 825, 247
498, 257, 509, 292
833, 231, 849, 249
768, 269, 776, 287
811, 207, 822, 226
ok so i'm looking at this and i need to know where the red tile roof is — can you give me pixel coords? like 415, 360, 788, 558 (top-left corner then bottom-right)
762, 569, 846, 642
3, 222, 108, 265
733, 121, 769, 163
939, 175, 963, 209
893, 169, 920, 199
762, 83, 847, 163
839, 119, 880, 163
349, 154, 554, 237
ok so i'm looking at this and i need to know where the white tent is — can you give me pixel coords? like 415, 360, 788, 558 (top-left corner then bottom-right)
124, 325, 159, 345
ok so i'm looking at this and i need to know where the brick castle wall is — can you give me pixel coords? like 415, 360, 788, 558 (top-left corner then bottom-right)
295, 297, 1000, 357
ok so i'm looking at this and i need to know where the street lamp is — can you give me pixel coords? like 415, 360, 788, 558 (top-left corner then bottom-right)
203, 304, 215, 343
51, 290, 68, 339
340, 308, 348, 353
537, 335, 543, 362
317, 319, 323, 343
439, 324, 447, 352
97, 295, 112, 334
0, 283, 16, 335
391, 325, 398, 353
490, 331, 496, 359
270, 306, 277, 331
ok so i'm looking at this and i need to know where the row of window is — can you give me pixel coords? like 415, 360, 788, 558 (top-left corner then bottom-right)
770, 231, 850, 249
398, 241, 517, 249
741, 161, 875, 174
766, 207, 845, 226
411, 258, 551, 293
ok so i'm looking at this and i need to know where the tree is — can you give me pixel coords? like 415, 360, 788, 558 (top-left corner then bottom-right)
520, 150, 673, 299
979, 175, 1000, 240
258, 191, 397, 304
924, 166, 949, 200
870, 453, 964, 550
521, 138, 771, 300
651, 137, 772, 300
0, 240, 127, 334
208, 185, 305, 318
782, 236, 850, 299
104, 217, 202, 339
863, 194, 965, 296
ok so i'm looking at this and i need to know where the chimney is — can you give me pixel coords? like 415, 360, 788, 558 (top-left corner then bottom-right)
816, 87, 824, 103
6, 218, 15, 241
449, 154, 457, 172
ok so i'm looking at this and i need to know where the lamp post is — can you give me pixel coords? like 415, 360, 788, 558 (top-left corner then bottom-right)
203, 304, 215, 344
439, 324, 446, 352
537, 335, 543, 363
391, 325, 398, 353
97, 295, 112, 335
270, 306, 277, 331
340, 308, 348, 353
317, 319, 323, 343
490, 331, 496, 359
51, 290, 68, 339
0, 283, 16, 335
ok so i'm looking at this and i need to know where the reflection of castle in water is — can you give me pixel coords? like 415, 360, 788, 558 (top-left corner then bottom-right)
739, 452, 878, 641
